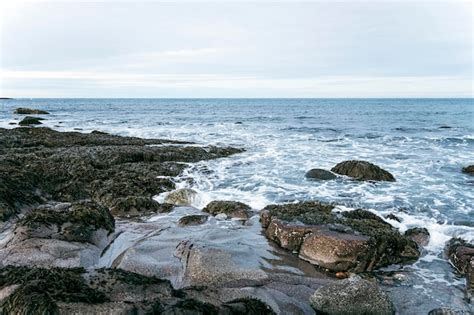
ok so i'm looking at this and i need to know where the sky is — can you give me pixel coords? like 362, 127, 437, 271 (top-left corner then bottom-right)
0, 0, 472, 98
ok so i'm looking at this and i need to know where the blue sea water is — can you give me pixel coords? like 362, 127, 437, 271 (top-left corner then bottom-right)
1, 98, 473, 311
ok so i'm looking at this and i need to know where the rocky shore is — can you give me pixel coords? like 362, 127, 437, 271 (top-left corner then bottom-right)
0, 119, 473, 314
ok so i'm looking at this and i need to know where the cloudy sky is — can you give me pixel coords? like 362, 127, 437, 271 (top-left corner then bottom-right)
0, 0, 472, 98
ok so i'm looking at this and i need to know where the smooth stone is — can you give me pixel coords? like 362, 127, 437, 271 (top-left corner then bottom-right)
177, 214, 208, 227
18, 116, 45, 126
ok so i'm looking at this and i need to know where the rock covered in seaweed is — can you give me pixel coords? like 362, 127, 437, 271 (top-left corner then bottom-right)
0, 201, 114, 268
0, 127, 243, 221
203, 200, 252, 220
14, 108, 49, 114
260, 201, 419, 272
0, 266, 276, 314
309, 276, 396, 315
331, 160, 396, 182
18, 116, 45, 126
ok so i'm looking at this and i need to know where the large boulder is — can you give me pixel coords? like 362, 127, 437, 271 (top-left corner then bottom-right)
260, 201, 419, 272
203, 200, 252, 220
331, 160, 395, 182
174, 240, 270, 288
14, 108, 49, 114
18, 116, 44, 126
462, 165, 474, 175
305, 168, 337, 180
309, 276, 396, 315
164, 188, 198, 206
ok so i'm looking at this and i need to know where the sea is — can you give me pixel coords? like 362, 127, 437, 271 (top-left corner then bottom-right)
1, 98, 473, 312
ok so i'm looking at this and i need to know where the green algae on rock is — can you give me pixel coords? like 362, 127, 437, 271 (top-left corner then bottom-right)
260, 201, 420, 272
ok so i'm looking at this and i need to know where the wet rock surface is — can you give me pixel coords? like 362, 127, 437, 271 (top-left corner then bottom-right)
14, 107, 49, 114
260, 201, 419, 272
309, 276, 396, 315
304, 168, 337, 180
331, 160, 396, 182
203, 200, 253, 220
0, 127, 243, 221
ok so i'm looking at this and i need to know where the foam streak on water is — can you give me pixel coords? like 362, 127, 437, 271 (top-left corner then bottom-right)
1, 98, 473, 311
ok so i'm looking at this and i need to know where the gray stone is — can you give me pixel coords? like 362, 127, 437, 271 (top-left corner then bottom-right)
331, 160, 395, 182
309, 276, 395, 315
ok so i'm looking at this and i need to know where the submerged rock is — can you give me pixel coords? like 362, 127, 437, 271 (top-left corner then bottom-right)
18, 116, 44, 126
462, 165, 474, 175
14, 108, 49, 114
260, 201, 419, 272
309, 276, 396, 315
164, 188, 198, 206
203, 200, 252, 220
305, 168, 337, 180
331, 160, 396, 182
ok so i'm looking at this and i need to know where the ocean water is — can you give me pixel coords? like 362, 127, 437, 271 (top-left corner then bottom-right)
1, 98, 473, 311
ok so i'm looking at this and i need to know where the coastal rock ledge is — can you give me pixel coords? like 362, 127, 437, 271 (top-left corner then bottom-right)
14, 107, 50, 114
260, 201, 420, 272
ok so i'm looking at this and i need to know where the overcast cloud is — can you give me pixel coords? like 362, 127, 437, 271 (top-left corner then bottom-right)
0, 0, 472, 97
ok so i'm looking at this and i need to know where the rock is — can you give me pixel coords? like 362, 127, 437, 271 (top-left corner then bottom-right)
109, 196, 173, 217
445, 238, 474, 275
0, 201, 114, 268
445, 238, 474, 299
0, 266, 276, 314
331, 160, 396, 182
404, 227, 430, 247
18, 116, 44, 126
203, 200, 252, 220
428, 308, 472, 315
309, 276, 396, 315
0, 127, 243, 221
164, 188, 198, 206
260, 201, 419, 272
174, 240, 270, 288
14, 108, 49, 114
385, 213, 402, 222
305, 168, 337, 180
178, 214, 208, 227
462, 165, 474, 175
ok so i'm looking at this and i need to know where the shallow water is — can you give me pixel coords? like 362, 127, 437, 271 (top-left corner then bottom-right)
1, 98, 473, 312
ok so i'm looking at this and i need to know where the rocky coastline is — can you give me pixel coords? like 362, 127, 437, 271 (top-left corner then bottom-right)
0, 110, 473, 314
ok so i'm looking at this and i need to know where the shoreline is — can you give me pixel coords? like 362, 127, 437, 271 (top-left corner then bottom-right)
0, 112, 473, 314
